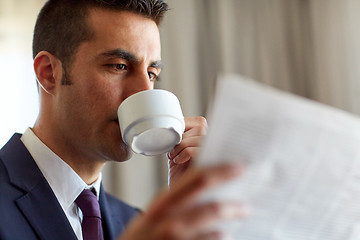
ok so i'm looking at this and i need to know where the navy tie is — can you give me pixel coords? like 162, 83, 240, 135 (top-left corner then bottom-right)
75, 189, 104, 240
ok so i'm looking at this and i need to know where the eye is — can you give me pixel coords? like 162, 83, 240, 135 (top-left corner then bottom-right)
148, 72, 159, 82
108, 64, 127, 71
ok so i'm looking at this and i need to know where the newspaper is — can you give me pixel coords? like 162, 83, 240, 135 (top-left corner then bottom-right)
197, 74, 360, 240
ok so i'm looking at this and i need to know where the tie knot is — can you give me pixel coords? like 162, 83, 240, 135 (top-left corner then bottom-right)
75, 189, 101, 218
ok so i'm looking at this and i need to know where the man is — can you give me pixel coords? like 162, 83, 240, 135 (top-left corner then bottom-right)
0, 0, 248, 239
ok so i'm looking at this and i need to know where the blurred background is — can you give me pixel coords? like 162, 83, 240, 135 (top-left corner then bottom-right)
1, 0, 360, 209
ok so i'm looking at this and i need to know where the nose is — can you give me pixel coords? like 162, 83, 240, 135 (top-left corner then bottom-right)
122, 71, 153, 100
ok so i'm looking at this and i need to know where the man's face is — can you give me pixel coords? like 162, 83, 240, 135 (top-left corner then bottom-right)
53, 8, 162, 162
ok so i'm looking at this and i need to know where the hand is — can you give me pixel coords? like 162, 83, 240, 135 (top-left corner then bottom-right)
167, 116, 208, 188
119, 164, 249, 240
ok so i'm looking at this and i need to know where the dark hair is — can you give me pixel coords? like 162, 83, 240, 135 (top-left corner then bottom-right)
32, 0, 169, 78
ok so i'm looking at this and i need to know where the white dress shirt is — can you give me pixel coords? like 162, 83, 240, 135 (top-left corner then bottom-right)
21, 128, 102, 240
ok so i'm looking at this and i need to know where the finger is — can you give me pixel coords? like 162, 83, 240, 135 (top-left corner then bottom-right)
184, 116, 208, 132
168, 121, 207, 159
194, 232, 234, 240
193, 232, 226, 240
168, 158, 190, 179
147, 164, 245, 218
182, 123, 207, 139
167, 117, 207, 160
172, 147, 197, 164
148, 220, 226, 240
183, 202, 250, 229
169, 164, 244, 203
168, 136, 200, 162
155, 202, 246, 240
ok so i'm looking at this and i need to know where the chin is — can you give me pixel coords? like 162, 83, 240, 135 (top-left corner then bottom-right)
109, 142, 133, 162
103, 123, 132, 162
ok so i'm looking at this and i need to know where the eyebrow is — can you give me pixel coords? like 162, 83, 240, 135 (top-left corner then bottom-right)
100, 48, 163, 70
150, 60, 163, 70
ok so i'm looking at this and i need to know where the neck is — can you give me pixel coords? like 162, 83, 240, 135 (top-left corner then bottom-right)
32, 121, 106, 185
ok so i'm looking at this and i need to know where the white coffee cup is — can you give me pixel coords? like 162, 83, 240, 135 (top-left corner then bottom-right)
117, 89, 185, 156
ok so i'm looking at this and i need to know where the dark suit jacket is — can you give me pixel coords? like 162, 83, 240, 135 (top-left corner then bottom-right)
0, 134, 139, 240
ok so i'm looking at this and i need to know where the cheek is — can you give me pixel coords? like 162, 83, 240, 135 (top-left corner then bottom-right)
86, 78, 125, 119
66, 70, 125, 121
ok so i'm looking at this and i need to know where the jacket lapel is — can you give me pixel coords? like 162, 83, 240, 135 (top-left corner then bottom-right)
16, 179, 77, 240
1, 134, 77, 240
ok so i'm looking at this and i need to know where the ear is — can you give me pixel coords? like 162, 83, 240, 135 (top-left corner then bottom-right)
33, 51, 63, 95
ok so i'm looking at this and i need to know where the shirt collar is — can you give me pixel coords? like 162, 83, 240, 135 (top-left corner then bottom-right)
21, 128, 102, 212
